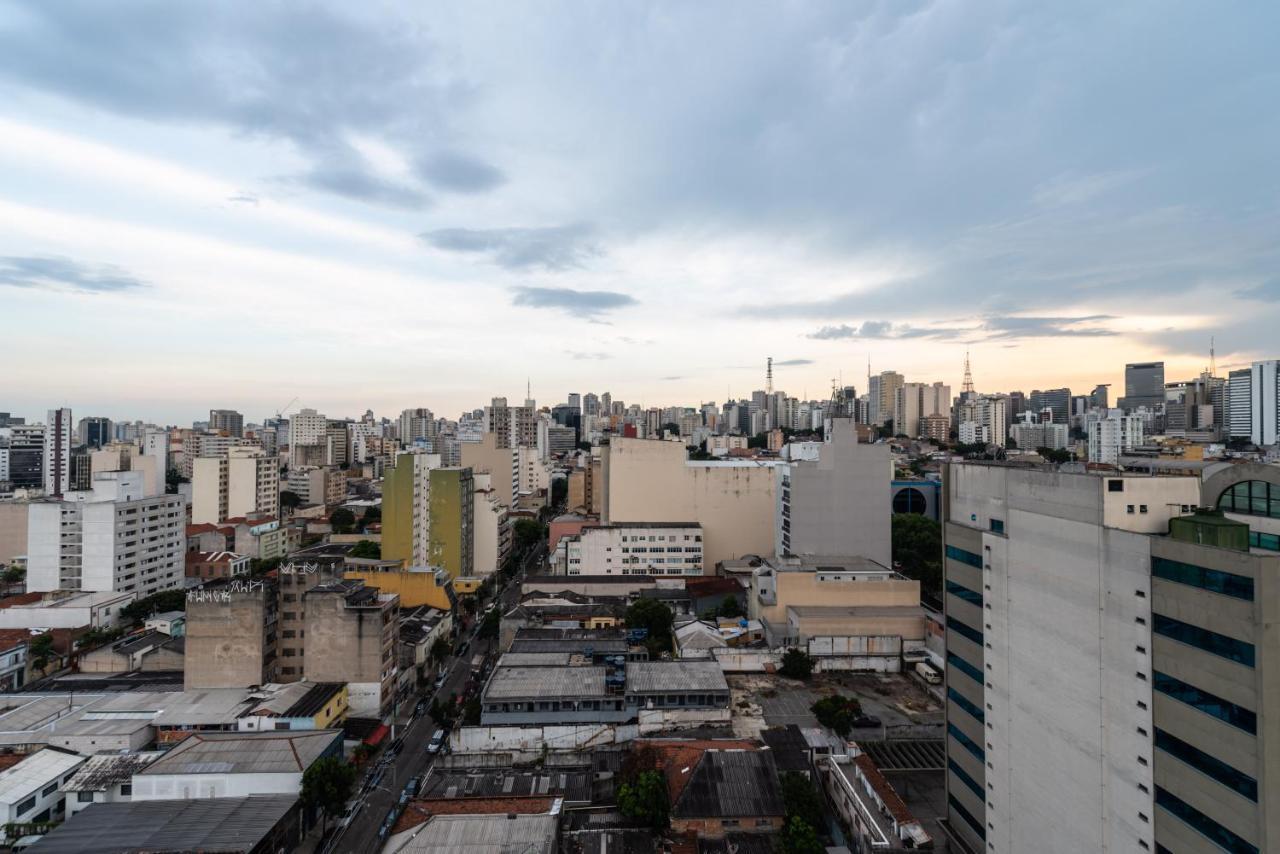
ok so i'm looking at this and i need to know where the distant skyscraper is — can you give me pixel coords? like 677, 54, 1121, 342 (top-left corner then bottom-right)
1228, 368, 1253, 439
43, 407, 73, 497
1249, 360, 1280, 446
567, 393, 581, 413
1090, 384, 1110, 410
77, 416, 113, 449
1028, 388, 1070, 425
208, 409, 244, 438
1120, 361, 1165, 411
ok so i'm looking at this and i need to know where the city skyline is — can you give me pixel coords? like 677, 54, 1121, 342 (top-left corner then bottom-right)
2, 3, 1277, 421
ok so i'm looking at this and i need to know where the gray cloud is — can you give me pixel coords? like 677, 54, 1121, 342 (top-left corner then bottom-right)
0, 256, 146, 294
511, 286, 637, 317
303, 159, 431, 209
416, 151, 506, 194
773, 358, 814, 366
422, 225, 600, 271
982, 315, 1117, 338
807, 316, 1116, 342
565, 350, 611, 360
807, 321, 962, 341
1235, 277, 1280, 302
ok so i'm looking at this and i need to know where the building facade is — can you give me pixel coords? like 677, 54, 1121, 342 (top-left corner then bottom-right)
191, 447, 279, 525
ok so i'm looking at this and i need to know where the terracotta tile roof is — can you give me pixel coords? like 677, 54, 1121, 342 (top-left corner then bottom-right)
0, 593, 42, 610
0, 754, 26, 772
631, 739, 758, 806
392, 796, 554, 834
852, 753, 914, 824
0, 629, 32, 650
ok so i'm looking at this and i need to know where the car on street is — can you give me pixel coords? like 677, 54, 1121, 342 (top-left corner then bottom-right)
427, 728, 446, 754
852, 715, 882, 728
434, 670, 448, 690
414, 699, 428, 717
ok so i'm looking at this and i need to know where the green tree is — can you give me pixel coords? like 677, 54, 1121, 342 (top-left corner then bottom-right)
1037, 446, 1074, 464
164, 468, 188, 494
279, 490, 302, 510
551, 478, 568, 508
617, 769, 669, 829
811, 695, 862, 738
29, 633, 54, 671
429, 637, 451, 667
329, 507, 356, 534
511, 518, 546, 562
891, 513, 942, 599
300, 756, 356, 833
779, 816, 825, 854
348, 540, 381, 559
780, 772, 825, 831
717, 595, 744, 619
747, 432, 767, 449
462, 696, 482, 725
779, 648, 815, 680
362, 505, 382, 523
2, 566, 24, 585
625, 598, 674, 656
478, 607, 501, 640
120, 589, 187, 625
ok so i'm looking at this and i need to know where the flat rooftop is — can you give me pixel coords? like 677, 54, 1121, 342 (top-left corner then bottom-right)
626, 661, 727, 694
787, 605, 926, 618
143, 729, 341, 775
484, 666, 607, 700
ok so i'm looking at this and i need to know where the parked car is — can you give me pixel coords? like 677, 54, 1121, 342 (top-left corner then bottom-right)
852, 715, 882, 729
435, 670, 448, 690
427, 729, 446, 754
414, 699, 428, 717
406, 776, 421, 797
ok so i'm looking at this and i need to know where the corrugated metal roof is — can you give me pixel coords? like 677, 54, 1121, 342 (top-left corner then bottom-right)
625, 661, 727, 694
672, 750, 784, 820
484, 666, 607, 700
142, 729, 341, 776
0, 748, 85, 804
59, 752, 163, 793
386, 813, 557, 853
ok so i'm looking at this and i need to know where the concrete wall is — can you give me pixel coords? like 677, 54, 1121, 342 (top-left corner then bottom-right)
132, 771, 301, 800
461, 435, 515, 508
604, 438, 776, 570
0, 503, 28, 565
184, 589, 274, 689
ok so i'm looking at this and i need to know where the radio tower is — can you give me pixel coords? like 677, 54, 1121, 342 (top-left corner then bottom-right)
766, 357, 773, 394
962, 350, 975, 395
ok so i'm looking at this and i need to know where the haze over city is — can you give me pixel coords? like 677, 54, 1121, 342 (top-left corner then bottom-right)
2, 2, 1279, 422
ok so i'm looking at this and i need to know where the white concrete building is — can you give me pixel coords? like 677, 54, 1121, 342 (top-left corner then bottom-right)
397, 408, 435, 445
131, 730, 342, 801
43, 408, 73, 497
560, 522, 704, 576
60, 752, 162, 818
27, 472, 184, 596
957, 395, 1008, 447
0, 747, 86, 836
536, 419, 575, 460
1087, 409, 1144, 464
1009, 415, 1070, 451
191, 446, 279, 524
0, 590, 135, 630
472, 473, 511, 576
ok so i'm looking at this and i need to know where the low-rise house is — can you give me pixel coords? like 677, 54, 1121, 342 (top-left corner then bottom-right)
507, 627, 647, 661
498, 591, 626, 649
0, 747, 86, 838
59, 751, 162, 818
77, 629, 185, 673
185, 550, 251, 583
399, 606, 452, 682
669, 749, 785, 839
818, 752, 932, 850
31, 794, 303, 854
0, 590, 135, 631
383, 812, 558, 854
143, 611, 185, 636
0, 629, 29, 691
236, 682, 347, 733
131, 729, 343, 800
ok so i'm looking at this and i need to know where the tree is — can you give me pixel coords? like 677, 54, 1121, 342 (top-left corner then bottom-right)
478, 607, 501, 640
1037, 446, 1073, 464
2, 566, 24, 585
625, 598, 674, 656
164, 467, 188, 495
279, 490, 302, 510
779, 816, 825, 854
300, 757, 356, 833
511, 518, 546, 560
429, 637, 451, 668
747, 432, 767, 449
29, 633, 54, 671
617, 769, 669, 829
120, 589, 187, 625
461, 596, 478, 617
892, 513, 942, 600
779, 648, 815, 680
463, 696, 482, 725
362, 505, 382, 523
780, 772, 825, 832
576, 441, 592, 452
329, 508, 356, 534
349, 540, 381, 559
717, 595, 744, 619
811, 695, 862, 739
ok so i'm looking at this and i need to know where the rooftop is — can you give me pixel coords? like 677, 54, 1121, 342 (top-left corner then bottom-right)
626, 661, 727, 694
392, 796, 556, 834
188, 550, 245, 563
385, 812, 557, 854
787, 605, 926, 618
59, 751, 163, 793
142, 729, 341, 775
484, 666, 607, 700
30, 794, 298, 854
0, 747, 85, 804
420, 766, 593, 803
672, 750, 784, 819
759, 725, 811, 774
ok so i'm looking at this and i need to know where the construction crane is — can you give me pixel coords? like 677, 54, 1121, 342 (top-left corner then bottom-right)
275, 396, 298, 422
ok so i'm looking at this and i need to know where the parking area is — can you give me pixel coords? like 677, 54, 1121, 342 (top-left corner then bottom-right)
729, 670, 943, 738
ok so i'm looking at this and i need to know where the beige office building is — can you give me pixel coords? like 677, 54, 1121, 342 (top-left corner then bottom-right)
191, 447, 279, 525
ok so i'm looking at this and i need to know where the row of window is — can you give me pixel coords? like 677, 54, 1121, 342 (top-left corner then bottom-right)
946, 545, 983, 569
947, 615, 984, 646
1153, 670, 1256, 734
1153, 614, 1254, 667
1155, 786, 1259, 854
948, 721, 985, 762
1248, 531, 1280, 552
1151, 557, 1254, 601
1154, 727, 1257, 802
946, 579, 983, 607
948, 686, 985, 724
1217, 479, 1280, 520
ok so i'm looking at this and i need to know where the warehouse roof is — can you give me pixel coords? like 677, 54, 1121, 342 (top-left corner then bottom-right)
59, 752, 163, 793
484, 666, 607, 700
672, 750, 784, 819
142, 729, 341, 776
385, 813, 557, 854
625, 661, 727, 694
0, 748, 85, 805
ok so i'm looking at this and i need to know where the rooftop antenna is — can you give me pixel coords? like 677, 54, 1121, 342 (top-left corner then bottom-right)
766, 357, 773, 395
962, 350, 974, 394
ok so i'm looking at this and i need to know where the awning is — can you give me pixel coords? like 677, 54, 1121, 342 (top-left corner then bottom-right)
363, 724, 390, 747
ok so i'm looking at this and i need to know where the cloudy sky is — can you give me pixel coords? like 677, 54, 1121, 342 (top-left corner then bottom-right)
1, 1, 1277, 424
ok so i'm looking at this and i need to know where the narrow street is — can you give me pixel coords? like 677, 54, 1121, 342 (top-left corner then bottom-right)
324, 544, 541, 853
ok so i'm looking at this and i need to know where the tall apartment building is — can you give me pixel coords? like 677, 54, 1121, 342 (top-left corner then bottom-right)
958, 396, 1009, 447
895, 382, 952, 439
867, 372, 904, 427
1028, 388, 1070, 425
304, 579, 399, 717
1226, 360, 1280, 446
77, 416, 113, 449
1121, 361, 1167, 412
4, 424, 43, 488
943, 462, 1278, 854
1009, 414, 1069, 451
509, 406, 539, 448
184, 576, 279, 689
382, 451, 439, 567
43, 407, 73, 497
484, 398, 511, 448
208, 409, 244, 438
26, 471, 185, 596
472, 473, 511, 576
191, 447, 280, 525
287, 408, 329, 466
285, 466, 344, 508
536, 420, 576, 460
558, 522, 703, 576
397, 408, 435, 445
1088, 409, 1144, 464
142, 429, 168, 484
775, 418, 891, 565
427, 467, 474, 579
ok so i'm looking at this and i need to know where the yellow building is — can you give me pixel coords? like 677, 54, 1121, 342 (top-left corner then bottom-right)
382, 451, 438, 567
343, 564, 455, 610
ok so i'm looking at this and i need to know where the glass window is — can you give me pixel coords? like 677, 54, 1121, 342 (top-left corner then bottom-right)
948, 651, 983, 684
41, 782, 57, 797
947, 722, 985, 762
1153, 614, 1254, 667
1155, 786, 1259, 854
946, 580, 983, 607
946, 545, 983, 569
948, 758, 984, 799
1154, 728, 1257, 802
1152, 557, 1254, 600
78, 791, 94, 803
16, 795, 35, 816
948, 793, 986, 841
1218, 479, 1280, 519
948, 686, 984, 723
1248, 531, 1280, 552
989, 518, 1005, 534
947, 615, 983, 645
1153, 671, 1256, 734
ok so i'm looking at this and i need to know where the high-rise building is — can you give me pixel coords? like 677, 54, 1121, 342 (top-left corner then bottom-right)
27, 471, 185, 596
5, 424, 44, 488
508, 406, 539, 448
582, 393, 600, 417
428, 467, 474, 580
1121, 361, 1166, 412
871, 372, 905, 427
1228, 367, 1254, 439
184, 576, 279, 690
894, 382, 951, 438
957, 395, 1009, 446
43, 407, 73, 497
943, 462, 1278, 854
382, 451, 440, 567
484, 397, 511, 447
566, 393, 581, 414
304, 579, 400, 717
77, 416, 113, 449
397, 408, 435, 445
1087, 409, 1144, 465
191, 446, 280, 525
1028, 388, 1071, 425
1248, 360, 1280, 446
207, 409, 244, 438
1090, 384, 1111, 410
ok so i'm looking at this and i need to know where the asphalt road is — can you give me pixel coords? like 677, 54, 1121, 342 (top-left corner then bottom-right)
325, 544, 542, 853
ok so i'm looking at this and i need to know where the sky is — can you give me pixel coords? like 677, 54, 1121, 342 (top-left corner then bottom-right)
1, 1, 1278, 425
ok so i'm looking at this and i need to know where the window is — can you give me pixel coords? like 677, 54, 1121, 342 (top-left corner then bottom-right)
41, 782, 57, 797
1248, 531, 1280, 551
946, 579, 983, 607
1217, 479, 1280, 520
946, 546, 983, 569
78, 791, 94, 803
1153, 614, 1254, 667
1109, 479, 1124, 492
893, 487, 928, 514
948, 758, 983, 799
1156, 786, 1259, 854
947, 615, 984, 645
989, 518, 1005, 534
1127, 505, 1135, 514
948, 793, 985, 841
119, 783, 131, 797
948, 722, 985, 761
948, 651, 983, 683
1152, 557, 1254, 601
1140, 505, 1148, 514
949, 687, 985, 723
16, 795, 35, 816
1155, 727, 1257, 801
1153, 671, 1256, 734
